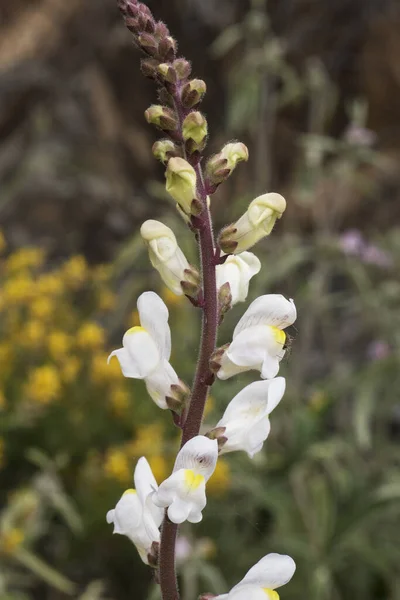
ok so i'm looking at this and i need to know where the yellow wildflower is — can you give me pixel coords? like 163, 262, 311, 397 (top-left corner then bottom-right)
0, 528, 24, 555
20, 321, 45, 348
61, 357, 81, 383
98, 290, 116, 312
77, 322, 105, 350
104, 448, 131, 483
92, 264, 111, 282
148, 455, 169, 484
91, 353, 121, 383
161, 286, 186, 307
0, 344, 13, 369
62, 256, 88, 287
129, 424, 164, 456
6, 247, 45, 273
207, 459, 230, 496
36, 273, 64, 296
109, 387, 131, 415
0, 230, 6, 253
48, 331, 71, 360
26, 365, 61, 404
3, 275, 34, 303
30, 297, 54, 320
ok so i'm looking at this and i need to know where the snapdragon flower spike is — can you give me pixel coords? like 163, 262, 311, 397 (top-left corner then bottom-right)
152, 436, 218, 524
216, 251, 261, 306
108, 291, 181, 409
106, 457, 164, 565
219, 193, 286, 254
216, 294, 297, 380
214, 553, 296, 600
209, 378, 286, 458
140, 220, 200, 297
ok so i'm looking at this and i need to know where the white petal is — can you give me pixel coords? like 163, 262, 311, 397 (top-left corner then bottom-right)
216, 379, 285, 456
217, 351, 252, 380
234, 295, 296, 337
111, 491, 143, 535
227, 326, 285, 379
122, 328, 160, 377
106, 509, 115, 524
240, 553, 296, 589
134, 457, 158, 506
216, 252, 261, 305
107, 348, 141, 378
137, 291, 171, 360
152, 469, 207, 525
173, 436, 218, 481
228, 585, 272, 600
144, 359, 179, 409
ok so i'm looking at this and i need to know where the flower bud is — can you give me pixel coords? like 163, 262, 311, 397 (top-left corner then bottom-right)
174, 58, 192, 80
221, 142, 249, 169
158, 36, 177, 62
218, 193, 286, 254
138, 32, 158, 56
140, 58, 159, 79
158, 63, 177, 84
144, 105, 177, 130
152, 139, 181, 164
182, 79, 207, 108
140, 219, 192, 295
165, 157, 199, 215
154, 21, 169, 39
182, 112, 208, 146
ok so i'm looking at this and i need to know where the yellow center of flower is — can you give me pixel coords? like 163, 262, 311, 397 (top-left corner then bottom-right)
126, 326, 146, 335
123, 489, 137, 496
184, 469, 204, 491
270, 326, 286, 346
263, 589, 279, 600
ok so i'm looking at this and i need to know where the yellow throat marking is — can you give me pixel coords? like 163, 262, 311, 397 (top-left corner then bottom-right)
123, 488, 137, 496
126, 326, 146, 336
184, 469, 204, 491
263, 590, 279, 600
270, 326, 286, 346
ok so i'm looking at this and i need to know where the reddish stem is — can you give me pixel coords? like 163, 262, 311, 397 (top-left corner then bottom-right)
159, 88, 218, 600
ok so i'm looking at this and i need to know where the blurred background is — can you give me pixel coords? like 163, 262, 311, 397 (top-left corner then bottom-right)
1, 0, 400, 598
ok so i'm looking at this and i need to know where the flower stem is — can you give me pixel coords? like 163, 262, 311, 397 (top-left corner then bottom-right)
159, 96, 218, 600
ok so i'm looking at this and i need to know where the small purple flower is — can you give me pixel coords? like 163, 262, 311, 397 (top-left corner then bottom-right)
344, 125, 377, 147
362, 244, 393, 268
339, 230, 365, 256
367, 340, 391, 361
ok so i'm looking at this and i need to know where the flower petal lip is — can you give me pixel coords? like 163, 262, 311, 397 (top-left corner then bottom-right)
216, 251, 261, 305
173, 435, 218, 481
108, 328, 160, 379
239, 553, 296, 589
215, 379, 285, 456
226, 326, 283, 378
233, 294, 296, 338
137, 291, 171, 360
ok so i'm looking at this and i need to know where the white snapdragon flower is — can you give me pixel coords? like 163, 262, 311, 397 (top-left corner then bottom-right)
140, 220, 196, 296
214, 553, 296, 600
213, 378, 286, 457
106, 457, 163, 565
217, 294, 296, 380
216, 252, 261, 305
152, 436, 218, 524
219, 194, 286, 254
108, 291, 179, 408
